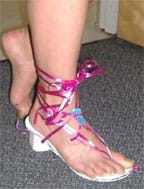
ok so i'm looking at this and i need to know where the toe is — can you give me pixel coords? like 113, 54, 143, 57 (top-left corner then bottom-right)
105, 158, 125, 175
85, 167, 97, 178
111, 151, 134, 169
93, 166, 107, 177
97, 160, 117, 176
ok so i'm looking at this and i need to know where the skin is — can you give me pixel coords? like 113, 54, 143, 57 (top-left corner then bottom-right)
2, 0, 134, 179
2, 27, 36, 118
2, 0, 96, 117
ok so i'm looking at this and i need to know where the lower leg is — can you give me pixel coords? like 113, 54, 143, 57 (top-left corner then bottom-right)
28, 0, 134, 178
28, 0, 88, 79
28, 0, 90, 113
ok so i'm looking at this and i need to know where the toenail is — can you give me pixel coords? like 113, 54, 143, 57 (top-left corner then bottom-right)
126, 159, 134, 164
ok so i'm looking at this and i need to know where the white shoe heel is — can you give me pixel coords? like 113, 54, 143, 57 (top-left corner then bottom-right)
29, 132, 50, 152
25, 117, 50, 152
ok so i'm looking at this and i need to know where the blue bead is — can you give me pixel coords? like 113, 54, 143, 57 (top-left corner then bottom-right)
71, 108, 85, 125
71, 108, 81, 115
77, 116, 85, 125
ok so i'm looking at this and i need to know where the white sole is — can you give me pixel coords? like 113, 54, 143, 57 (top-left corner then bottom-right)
25, 116, 133, 182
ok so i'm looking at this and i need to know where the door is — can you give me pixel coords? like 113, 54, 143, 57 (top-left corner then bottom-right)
118, 0, 144, 47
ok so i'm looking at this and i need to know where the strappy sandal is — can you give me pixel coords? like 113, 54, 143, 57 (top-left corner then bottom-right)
23, 59, 139, 182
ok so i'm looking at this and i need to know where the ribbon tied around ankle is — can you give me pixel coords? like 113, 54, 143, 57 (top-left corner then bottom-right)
35, 59, 106, 142
60, 59, 105, 103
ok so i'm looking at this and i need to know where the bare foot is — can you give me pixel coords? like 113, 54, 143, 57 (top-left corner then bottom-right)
29, 87, 134, 178
2, 27, 37, 118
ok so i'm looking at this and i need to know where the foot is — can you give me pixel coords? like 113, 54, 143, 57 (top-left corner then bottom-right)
2, 27, 37, 118
29, 94, 134, 178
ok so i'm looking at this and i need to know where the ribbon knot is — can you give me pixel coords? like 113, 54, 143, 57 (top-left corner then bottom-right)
76, 59, 105, 84
62, 80, 77, 90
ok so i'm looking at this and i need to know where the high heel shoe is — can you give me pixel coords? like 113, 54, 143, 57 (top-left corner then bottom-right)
23, 59, 138, 182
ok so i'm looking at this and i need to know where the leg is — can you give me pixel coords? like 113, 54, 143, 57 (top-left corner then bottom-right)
2, 0, 95, 118
2, 27, 37, 118
28, 0, 134, 178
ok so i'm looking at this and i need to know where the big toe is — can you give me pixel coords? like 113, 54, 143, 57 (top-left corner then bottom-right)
111, 151, 134, 169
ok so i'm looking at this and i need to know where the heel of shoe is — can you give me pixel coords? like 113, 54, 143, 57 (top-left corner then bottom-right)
29, 133, 50, 152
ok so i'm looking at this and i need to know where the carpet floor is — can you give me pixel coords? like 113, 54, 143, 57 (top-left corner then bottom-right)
0, 38, 143, 189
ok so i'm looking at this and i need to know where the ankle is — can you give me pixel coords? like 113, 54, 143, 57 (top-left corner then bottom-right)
29, 89, 77, 126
